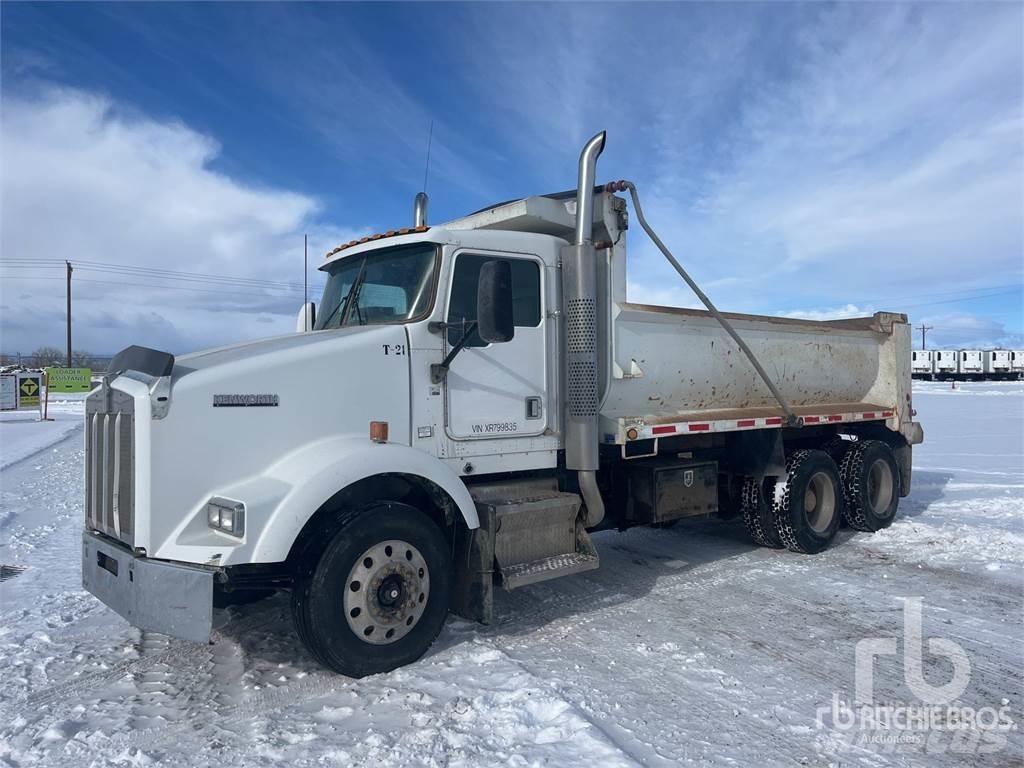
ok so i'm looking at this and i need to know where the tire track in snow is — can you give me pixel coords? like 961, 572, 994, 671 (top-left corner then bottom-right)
481, 526, 1023, 766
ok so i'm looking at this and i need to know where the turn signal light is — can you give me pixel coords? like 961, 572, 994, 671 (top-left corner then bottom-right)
370, 421, 389, 443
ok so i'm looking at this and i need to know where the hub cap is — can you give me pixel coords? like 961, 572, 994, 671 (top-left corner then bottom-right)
343, 540, 430, 645
803, 471, 837, 533
867, 458, 895, 517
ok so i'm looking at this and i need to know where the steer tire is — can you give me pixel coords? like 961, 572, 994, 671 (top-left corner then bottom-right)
839, 440, 900, 532
291, 502, 451, 678
772, 450, 843, 554
741, 476, 783, 548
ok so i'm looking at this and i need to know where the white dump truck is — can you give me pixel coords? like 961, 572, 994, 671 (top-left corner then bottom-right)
82, 133, 923, 677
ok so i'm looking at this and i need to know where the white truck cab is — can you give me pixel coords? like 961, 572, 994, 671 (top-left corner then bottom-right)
83, 133, 923, 677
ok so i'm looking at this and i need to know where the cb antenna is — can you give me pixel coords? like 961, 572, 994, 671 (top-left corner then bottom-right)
422, 119, 434, 193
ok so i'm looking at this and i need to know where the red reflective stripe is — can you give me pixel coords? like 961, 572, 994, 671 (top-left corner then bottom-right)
737, 419, 756, 428
765, 417, 783, 426
862, 412, 876, 419
882, 410, 894, 417
828, 415, 843, 422
687, 423, 710, 432
804, 416, 821, 424
652, 425, 676, 435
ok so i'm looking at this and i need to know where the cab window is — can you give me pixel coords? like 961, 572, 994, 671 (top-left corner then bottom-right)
447, 254, 541, 347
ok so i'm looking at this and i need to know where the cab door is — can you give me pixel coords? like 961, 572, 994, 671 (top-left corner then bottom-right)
443, 250, 548, 440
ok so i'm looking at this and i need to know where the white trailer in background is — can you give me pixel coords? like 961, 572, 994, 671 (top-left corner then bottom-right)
984, 350, 1013, 379
958, 350, 984, 377
1011, 351, 1024, 379
911, 350, 934, 379
933, 350, 958, 378
80, 132, 923, 678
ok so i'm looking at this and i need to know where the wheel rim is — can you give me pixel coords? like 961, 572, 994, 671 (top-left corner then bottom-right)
803, 471, 837, 533
866, 458, 895, 517
343, 539, 430, 645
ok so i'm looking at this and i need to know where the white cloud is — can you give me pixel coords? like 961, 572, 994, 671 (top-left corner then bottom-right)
455, 4, 1022, 323
916, 311, 1024, 350
625, 281, 698, 310
777, 304, 876, 322
0, 86, 358, 355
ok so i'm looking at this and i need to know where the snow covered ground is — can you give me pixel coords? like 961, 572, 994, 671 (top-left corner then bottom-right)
0, 395, 86, 472
0, 383, 1020, 766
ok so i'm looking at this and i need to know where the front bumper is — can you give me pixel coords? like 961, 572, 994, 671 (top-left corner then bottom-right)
82, 530, 215, 643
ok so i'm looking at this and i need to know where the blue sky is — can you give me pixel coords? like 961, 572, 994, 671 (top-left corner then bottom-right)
1, 2, 1021, 354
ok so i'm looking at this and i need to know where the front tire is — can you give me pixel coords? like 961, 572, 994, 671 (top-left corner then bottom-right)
839, 440, 900, 532
772, 450, 843, 554
291, 502, 452, 678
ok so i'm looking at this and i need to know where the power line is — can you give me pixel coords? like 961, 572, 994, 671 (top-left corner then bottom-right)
1, 275, 309, 299
73, 263, 305, 290
0, 258, 309, 291
846, 283, 1022, 306
899, 289, 1020, 311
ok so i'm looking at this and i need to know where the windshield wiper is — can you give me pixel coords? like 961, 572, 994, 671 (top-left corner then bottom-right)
338, 257, 369, 328
316, 290, 351, 330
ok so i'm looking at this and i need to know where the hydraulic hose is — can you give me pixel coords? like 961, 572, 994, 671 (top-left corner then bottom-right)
609, 180, 799, 427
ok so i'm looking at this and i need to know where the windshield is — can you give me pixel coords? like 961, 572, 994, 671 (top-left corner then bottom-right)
315, 243, 438, 330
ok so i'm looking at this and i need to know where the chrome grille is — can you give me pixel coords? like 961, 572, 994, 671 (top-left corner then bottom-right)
85, 389, 135, 546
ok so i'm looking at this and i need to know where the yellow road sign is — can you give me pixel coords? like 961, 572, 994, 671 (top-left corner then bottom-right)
17, 373, 42, 408
46, 367, 93, 393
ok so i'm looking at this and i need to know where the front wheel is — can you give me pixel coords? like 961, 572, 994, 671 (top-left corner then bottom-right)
291, 502, 452, 678
772, 450, 843, 554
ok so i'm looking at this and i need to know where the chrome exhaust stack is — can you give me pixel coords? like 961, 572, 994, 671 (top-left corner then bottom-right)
562, 131, 606, 526
413, 191, 429, 227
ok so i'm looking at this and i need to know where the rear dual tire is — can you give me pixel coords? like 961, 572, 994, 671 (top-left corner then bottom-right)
740, 476, 782, 548
838, 440, 900, 532
772, 450, 843, 554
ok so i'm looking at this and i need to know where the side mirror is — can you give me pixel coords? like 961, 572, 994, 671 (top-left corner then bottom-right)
476, 260, 515, 344
296, 302, 316, 333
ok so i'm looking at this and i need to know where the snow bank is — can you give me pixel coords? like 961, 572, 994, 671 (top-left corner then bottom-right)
0, 396, 85, 472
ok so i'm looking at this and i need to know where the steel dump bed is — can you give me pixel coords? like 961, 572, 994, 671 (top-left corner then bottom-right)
601, 305, 913, 443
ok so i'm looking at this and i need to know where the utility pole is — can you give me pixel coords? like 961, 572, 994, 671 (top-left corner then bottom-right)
304, 234, 308, 331
916, 323, 933, 350
66, 260, 73, 367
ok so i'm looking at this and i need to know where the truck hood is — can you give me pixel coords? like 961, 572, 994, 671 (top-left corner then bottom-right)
138, 323, 415, 556
164, 323, 412, 424
173, 326, 375, 376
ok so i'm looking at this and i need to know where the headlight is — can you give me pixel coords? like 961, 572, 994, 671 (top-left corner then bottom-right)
206, 497, 245, 537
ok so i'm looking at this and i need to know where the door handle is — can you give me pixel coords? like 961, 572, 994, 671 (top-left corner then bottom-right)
525, 396, 542, 419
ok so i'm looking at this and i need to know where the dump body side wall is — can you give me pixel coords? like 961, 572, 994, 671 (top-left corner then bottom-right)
601, 305, 909, 434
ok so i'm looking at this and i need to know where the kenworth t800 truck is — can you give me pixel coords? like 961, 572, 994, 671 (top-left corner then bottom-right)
82, 133, 923, 677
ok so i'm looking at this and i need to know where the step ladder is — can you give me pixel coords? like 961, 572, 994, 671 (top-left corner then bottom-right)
452, 485, 600, 625
487, 492, 600, 589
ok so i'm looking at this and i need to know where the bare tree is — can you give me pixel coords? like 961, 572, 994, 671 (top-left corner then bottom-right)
31, 346, 64, 367
71, 350, 95, 368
